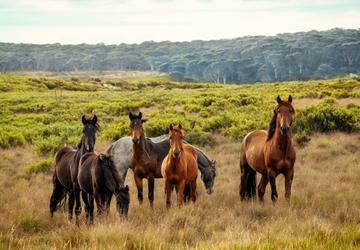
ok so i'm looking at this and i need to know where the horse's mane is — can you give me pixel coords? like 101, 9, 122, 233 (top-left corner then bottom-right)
99, 155, 124, 193
267, 101, 295, 141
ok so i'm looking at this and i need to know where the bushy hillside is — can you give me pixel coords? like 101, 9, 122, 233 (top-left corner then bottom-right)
1, 28, 360, 83
0, 74, 359, 156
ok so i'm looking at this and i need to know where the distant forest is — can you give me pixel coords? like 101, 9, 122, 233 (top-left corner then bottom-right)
1, 28, 360, 83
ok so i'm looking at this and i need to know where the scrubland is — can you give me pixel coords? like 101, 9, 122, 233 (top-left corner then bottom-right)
0, 74, 359, 249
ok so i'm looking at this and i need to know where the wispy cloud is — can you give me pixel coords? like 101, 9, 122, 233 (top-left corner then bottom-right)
0, 0, 359, 44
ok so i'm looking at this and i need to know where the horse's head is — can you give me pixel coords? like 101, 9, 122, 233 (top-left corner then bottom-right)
82, 115, 98, 152
275, 95, 295, 136
115, 185, 130, 217
169, 124, 184, 159
202, 160, 216, 194
129, 112, 146, 145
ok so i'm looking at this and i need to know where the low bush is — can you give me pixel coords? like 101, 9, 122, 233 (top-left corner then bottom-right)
0, 129, 26, 148
27, 159, 53, 174
184, 131, 216, 147
294, 104, 357, 134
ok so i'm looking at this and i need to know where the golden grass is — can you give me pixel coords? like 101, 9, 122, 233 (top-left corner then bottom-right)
1, 133, 360, 249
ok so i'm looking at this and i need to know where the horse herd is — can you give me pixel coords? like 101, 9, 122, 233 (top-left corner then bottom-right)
49, 95, 295, 225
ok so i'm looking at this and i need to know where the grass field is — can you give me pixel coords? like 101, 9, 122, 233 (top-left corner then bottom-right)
0, 74, 360, 249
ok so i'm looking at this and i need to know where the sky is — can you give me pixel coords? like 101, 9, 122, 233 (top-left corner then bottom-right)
0, 0, 359, 44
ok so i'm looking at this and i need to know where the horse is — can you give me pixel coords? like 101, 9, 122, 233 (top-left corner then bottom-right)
105, 135, 216, 194
49, 115, 99, 224
129, 112, 170, 207
161, 124, 198, 208
78, 152, 130, 223
239, 95, 296, 203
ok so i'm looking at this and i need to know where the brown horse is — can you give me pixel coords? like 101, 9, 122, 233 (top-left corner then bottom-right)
78, 152, 129, 223
161, 124, 198, 208
240, 96, 296, 202
49, 115, 98, 224
129, 112, 169, 207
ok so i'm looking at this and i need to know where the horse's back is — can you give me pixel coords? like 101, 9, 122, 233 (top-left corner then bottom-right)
106, 136, 132, 179
241, 130, 267, 174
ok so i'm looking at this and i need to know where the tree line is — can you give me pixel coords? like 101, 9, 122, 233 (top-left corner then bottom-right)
0, 28, 359, 83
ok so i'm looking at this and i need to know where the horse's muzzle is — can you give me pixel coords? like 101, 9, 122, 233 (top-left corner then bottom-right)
280, 126, 288, 136
206, 187, 213, 194
132, 138, 140, 145
172, 151, 181, 158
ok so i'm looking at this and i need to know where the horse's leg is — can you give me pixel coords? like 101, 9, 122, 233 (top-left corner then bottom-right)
68, 191, 75, 223
165, 179, 172, 209
106, 193, 112, 215
284, 168, 294, 202
81, 192, 90, 224
148, 175, 155, 208
134, 174, 143, 205
183, 183, 190, 203
258, 174, 268, 202
247, 168, 256, 199
190, 178, 197, 203
176, 179, 186, 207
268, 169, 278, 203
73, 183, 81, 226
89, 195, 95, 224
95, 193, 105, 217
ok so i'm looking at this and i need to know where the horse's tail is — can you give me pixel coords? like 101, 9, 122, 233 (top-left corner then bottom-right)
49, 171, 67, 217
245, 165, 256, 199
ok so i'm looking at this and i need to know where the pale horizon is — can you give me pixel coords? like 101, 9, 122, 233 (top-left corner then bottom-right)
0, 0, 359, 45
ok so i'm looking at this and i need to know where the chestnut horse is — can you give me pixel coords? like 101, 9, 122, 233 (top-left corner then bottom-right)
240, 96, 296, 202
49, 115, 98, 224
78, 152, 129, 223
161, 124, 198, 208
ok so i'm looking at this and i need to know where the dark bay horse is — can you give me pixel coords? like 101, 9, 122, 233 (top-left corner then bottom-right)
49, 115, 99, 223
240, 96, 296, 202
78, 153, 129, 223
161, 124, 198, 208
129, 112, 169, 207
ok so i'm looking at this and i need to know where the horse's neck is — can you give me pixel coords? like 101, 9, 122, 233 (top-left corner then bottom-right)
169, 155, 181, 172
76, 137, 86, 161
273, 127, 292, 155
133, 135, 149, 163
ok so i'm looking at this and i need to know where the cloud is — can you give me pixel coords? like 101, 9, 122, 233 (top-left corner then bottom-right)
0, 0, 359, 44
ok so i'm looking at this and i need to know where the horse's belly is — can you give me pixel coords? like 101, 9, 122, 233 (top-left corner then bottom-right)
245, 146, 266, 175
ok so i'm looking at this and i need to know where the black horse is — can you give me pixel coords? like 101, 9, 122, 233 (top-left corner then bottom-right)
78, 152, 130, 223
49, 115, 99, 224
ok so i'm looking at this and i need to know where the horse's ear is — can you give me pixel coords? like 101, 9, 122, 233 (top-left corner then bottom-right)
92, 115, 97, 125
122, 185, 129, 192
129, 112, 134, 120
169, 124, 173, 131
82, 115, 87, 125
178, 124, 182, 130
277, 95, 282, 104
212, 160, 216, 165
141, 119, 147, 123
288, 95, 292, 103
138, 112, 142, 119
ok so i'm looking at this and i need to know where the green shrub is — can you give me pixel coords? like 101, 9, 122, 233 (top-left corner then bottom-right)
0, 129, 26, 148
184, 131, 216, 147
294, 104, 357, 133
27, 159, 53, 174
102, 120, 130, 141
294, 131, 311, 147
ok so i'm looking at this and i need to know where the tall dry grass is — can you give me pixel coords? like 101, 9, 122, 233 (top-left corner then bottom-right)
1, 133, 360, 249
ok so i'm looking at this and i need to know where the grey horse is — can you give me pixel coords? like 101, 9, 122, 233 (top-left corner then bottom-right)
106, 135, 216, 194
